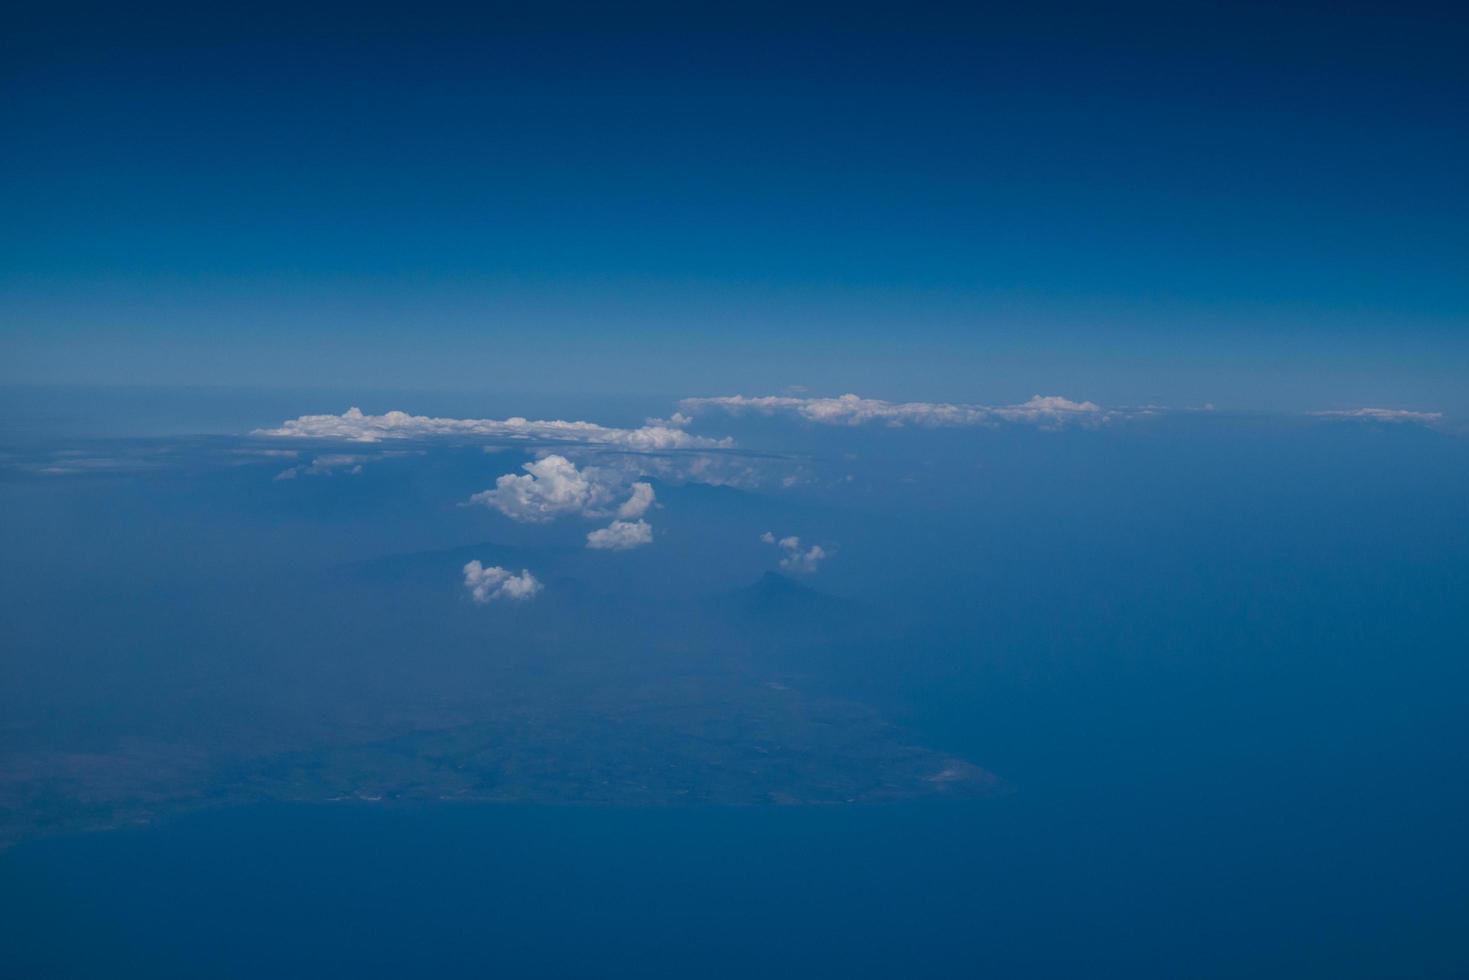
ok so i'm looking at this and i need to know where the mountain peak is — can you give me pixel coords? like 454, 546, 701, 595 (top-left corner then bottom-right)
751, 570, 816, 596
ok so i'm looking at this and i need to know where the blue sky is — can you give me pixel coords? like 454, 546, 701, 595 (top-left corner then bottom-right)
3, 1, 1466, 412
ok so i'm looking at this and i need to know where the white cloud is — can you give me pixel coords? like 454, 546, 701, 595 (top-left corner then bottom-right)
992, 395, 1105, 424
1310, 407, 1443, 424
586, 519, 654, 550
467, 455, 656, 525
616, 482, 655, 519
469, 455, 607, 523
678, 393, 1106, 428
764, 533, 828, 574
463, 561, 542, 603
255, 406, 730, 449
783, 543, 827, 574
644, 411, 693, 428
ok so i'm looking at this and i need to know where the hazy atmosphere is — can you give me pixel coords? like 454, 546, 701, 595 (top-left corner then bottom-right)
3, 3, 1467, 977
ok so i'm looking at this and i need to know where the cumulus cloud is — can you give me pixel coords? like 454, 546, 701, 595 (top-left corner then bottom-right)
617, 482, 656, 519
469, 455, 606, 523
586, 519, 654, 550
679, 393, 1107, 428
1310, 407, 1443, 424
467, 455, 656, 525
463, 561, 542, 603
782, 542, 827, 574
762, 532, 828, 574
255, 407, 730, 449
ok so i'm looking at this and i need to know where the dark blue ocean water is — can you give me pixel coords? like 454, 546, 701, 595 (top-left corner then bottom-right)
3, 787, 1465, 979
2, 746, 1457, 975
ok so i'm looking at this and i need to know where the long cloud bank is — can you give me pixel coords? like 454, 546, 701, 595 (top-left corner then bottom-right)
678, 393, 1107, 428
256, 407, 730, 449
683, 393, 1447, 430
1309, 408, 1444, 424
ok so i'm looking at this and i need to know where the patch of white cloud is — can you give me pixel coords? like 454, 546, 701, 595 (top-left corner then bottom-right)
462, 561, 542, 603
586, 519, 654, 550
679, 393, 1107, 428
644, 411, 693, 428
467, 455, 655, 525
469, 454, 607, 523
1310, 408, 1443, 424
616, 481, 655, 519
762, 532, 828, 574
255, 406, 730, 449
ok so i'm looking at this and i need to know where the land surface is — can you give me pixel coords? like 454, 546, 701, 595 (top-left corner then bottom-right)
1, 566, 1000, 848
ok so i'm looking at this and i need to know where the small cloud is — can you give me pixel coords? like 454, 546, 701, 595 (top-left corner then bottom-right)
782, 543, 827, 574
616, 482, 655, 519
586, 519, 654, 550
764, 533, 828, 574
645, 412, 693, 428
463, 561, 542, 603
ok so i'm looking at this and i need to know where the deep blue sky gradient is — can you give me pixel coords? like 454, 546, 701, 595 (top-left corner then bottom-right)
3, 1, 1465, 410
